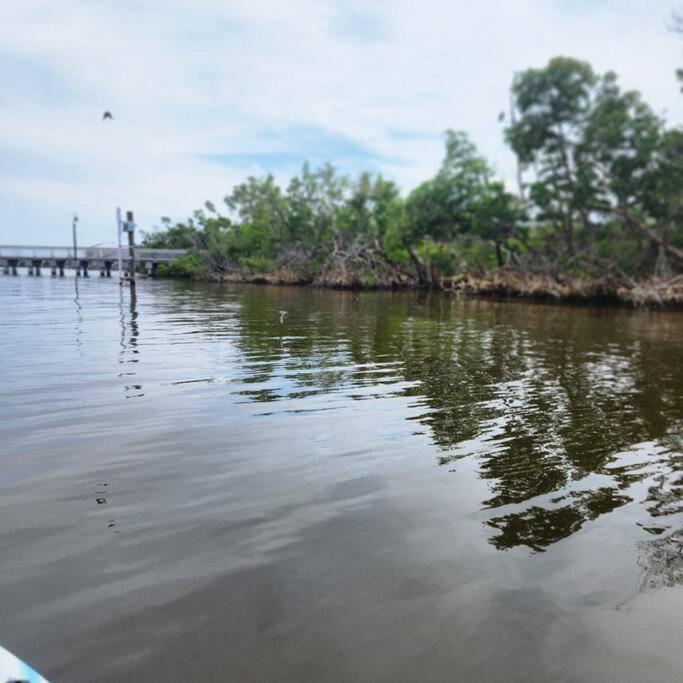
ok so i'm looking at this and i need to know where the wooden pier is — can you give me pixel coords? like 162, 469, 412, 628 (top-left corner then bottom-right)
0, 246, 187, 277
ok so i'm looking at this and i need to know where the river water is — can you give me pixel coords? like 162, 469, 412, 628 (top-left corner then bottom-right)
1, 276, 682, 682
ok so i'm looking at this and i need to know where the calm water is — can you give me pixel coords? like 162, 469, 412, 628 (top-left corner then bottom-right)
1, 276, 682, 682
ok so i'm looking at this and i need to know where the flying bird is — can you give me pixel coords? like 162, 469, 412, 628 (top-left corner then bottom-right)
102, 111, 113, 121
497, 111, 505, 122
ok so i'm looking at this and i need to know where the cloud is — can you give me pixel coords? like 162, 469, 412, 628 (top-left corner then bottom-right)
0, 51, 90, 107
0, 146, 85, 183
329, 6, 388, 43
0, 0, 681, 245
203, 124, 405, 176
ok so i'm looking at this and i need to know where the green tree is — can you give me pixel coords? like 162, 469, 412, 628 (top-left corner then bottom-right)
507, 56, 683, 271
403, 131, 523, 283
225, 175, 289, 261
141, 217, 202, 249
506, 57, 597, 256
148, 54, 681, 289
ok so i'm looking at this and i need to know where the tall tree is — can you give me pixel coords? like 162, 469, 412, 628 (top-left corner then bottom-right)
506, 57, 597, 256
403, 130, 523, 282
507, 57, 683, 269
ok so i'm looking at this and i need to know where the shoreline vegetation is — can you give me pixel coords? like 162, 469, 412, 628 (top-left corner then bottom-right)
197, 268, 683, 308
144, 57, 683, 308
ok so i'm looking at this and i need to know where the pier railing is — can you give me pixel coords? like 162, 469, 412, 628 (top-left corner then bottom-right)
0, 246, 187, 263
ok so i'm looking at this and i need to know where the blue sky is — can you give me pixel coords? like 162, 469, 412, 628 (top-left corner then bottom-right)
202, 124, 406, 173
1, 0, 682, 245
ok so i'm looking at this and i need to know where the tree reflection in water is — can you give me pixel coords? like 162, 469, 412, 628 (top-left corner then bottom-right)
195, 284, 683, 561
638, 529, 683, 591
487, 488, 633, 552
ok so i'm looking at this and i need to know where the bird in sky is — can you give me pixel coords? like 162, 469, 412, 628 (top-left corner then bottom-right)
497, 111, 505, 122
102, 111, 113, 121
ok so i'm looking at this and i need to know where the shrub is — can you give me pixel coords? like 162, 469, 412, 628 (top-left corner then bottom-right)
242, 256, 274, 273
360, 271, 377, 288
166, 253, 206, 278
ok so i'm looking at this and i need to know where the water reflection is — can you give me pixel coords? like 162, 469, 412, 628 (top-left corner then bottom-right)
118, 286, 143, 398
638, 529, 683, 591
3, 278, 683, 682
487, 488, 633, 552
73, 277, 83, 356
204, 286, 683, 555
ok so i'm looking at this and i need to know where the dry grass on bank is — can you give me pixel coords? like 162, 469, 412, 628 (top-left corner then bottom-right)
201, 266, 683, 308
443, 269, 683, 307
205, 269, 309, 286
617, 274, 683, 307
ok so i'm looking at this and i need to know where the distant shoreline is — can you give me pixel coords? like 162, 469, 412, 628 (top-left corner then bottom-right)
180, 267, 683, 309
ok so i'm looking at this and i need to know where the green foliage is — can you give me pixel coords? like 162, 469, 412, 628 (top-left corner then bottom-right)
360, 271, 377, 288
424, 242, 458, 278
149, 56, 682, 287
403, 131, 491, 244
242, 256, 274, 273
142, 217, 201, 249
162, 253, 206, 278
400, 130, 526, 277
506, 56, 682, 271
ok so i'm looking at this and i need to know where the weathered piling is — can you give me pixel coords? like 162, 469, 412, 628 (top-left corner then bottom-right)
126, 211, 136, 288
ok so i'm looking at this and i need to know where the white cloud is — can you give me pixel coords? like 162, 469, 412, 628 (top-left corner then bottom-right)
0, 0, 681, 244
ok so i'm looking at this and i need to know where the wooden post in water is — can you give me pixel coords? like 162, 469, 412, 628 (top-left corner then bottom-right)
116, 208, 124, 283
126, 210, 136, 288
72, 213, 79, 276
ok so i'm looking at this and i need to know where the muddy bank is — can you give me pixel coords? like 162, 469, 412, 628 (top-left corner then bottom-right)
195, 268, 683, 308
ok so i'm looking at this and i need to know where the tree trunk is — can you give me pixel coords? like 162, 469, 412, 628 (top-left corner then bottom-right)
580, 211, 596, 255
373, 238, 415, 280
564, 214, 574, 256
405, 243, 430, 286
620, 210, 683, 264
495, 240, 504, 267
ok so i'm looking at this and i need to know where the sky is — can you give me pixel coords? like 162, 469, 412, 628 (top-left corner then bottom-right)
1, 0, 682, 246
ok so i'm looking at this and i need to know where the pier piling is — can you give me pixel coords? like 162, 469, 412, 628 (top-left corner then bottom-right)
126, 211, 136, 288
